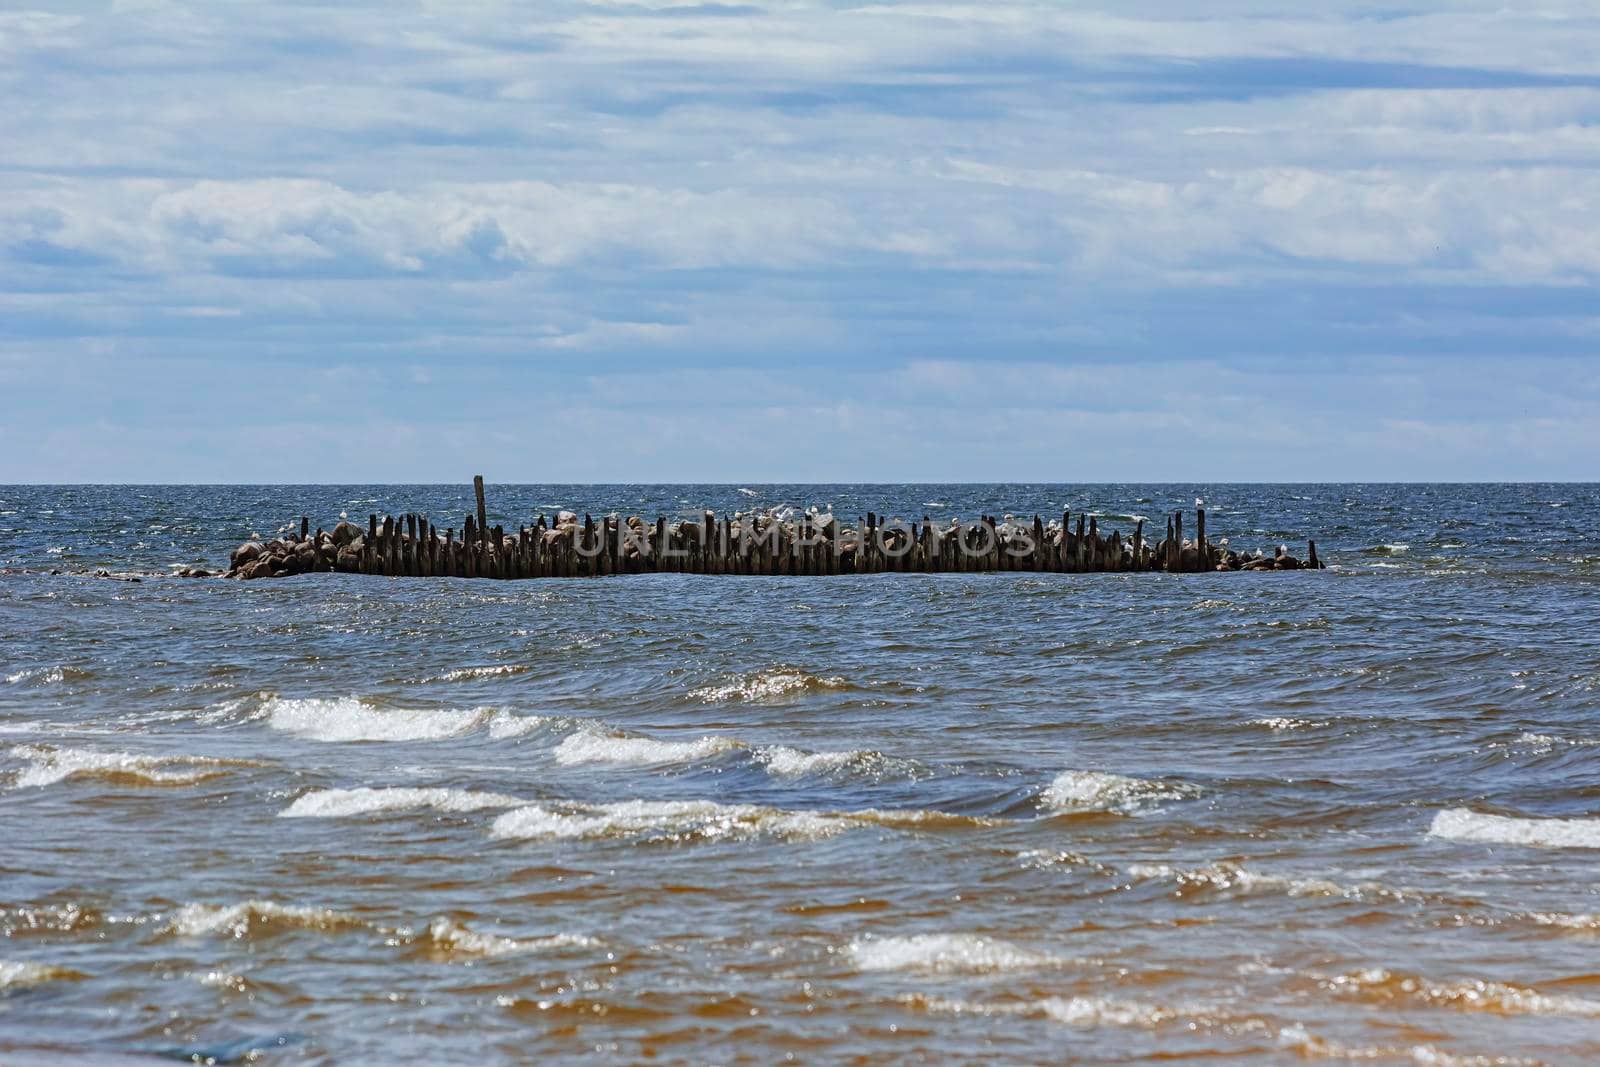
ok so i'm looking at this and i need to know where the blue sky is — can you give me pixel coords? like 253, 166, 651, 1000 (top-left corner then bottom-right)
2, 0, 1598, 482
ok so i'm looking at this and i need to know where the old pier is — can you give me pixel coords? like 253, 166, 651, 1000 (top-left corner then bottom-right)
224, 478, 1325, 581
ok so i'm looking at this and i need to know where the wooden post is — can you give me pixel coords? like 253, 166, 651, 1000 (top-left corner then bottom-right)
1196, 507, 1207, 571
473, 475, 487, 545
1133, 518, 1144, 571
1308, 540, 1321, 569
300, 516, 309, 542
1172, 510, 1184, 572
1087, 516, 1099, 571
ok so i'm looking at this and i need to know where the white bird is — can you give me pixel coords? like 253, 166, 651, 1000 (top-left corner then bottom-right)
1195, 497, 1204, 509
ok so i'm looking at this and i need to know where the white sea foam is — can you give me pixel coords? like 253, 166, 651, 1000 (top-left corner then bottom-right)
10, 745, 253, 789
850, 934, 1059, 974
166, 901, 366, 939
1429, 809, 1600, 849
420, 917, 597, 959
280, 787, 526, 819
0, 960, 84, 989
1042, 770, 1199, 815
552, 730, 742, 767
258, 695, 544, 743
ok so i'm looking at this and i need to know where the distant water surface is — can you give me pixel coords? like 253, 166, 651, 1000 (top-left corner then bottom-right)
2, 483, 1599, 1063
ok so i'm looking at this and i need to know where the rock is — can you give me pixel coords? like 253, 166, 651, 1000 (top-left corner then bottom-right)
557, 510, 578, 526
332, 521, 363, 547
336, 546, 362, 573
231, 541, 264, 568
241, 558, 273, 580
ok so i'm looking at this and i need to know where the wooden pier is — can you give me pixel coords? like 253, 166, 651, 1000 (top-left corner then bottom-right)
225, 478, 1325, 580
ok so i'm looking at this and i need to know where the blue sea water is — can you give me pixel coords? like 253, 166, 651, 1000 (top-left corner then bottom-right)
2, 483, 1599, 1063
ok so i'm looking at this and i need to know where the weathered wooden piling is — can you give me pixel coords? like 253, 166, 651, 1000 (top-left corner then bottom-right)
223, 478, 1329, 581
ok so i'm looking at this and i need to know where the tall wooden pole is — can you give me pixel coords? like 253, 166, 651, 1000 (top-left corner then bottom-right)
474, 475, 487, 545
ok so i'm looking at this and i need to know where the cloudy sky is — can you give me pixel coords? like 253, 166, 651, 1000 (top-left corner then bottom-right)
3, 0, 1598, 482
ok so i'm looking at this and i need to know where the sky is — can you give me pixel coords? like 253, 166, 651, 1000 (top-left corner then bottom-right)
2, 0, 1598, 483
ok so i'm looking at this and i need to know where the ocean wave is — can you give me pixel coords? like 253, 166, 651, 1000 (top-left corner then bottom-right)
1249, 716, 1330, 731
552, 730, 743, 767
280, 787, 526, 819
690, 669, 851, 705
9, 745, 257, 789
754, 745, 917, 780
1278, 1024, 1540, 1066
4, 666, 91, 686
257, 695, 547, 743
0, 960, 85, 989
415, 917, 598, 960
1314, 966, 1600, 1017
849, 934, 1062, 974
490, 799, 852, 843
1041, 770, 1199, 815
165, 901, 367, 940
489, 799, 995, 844
1363, 543, 1410, 555
1429, 809, 1600, 849
421, 665, 531, 684
908, 993, 1199, 1031
1126, 861, 1413, 903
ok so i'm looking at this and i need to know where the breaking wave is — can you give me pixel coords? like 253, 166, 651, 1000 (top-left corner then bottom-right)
849, 934, 1062, 974
1429, 809, 1600, 849
1125, 860, 1413, 903
280, 787, 526, 819
690, 669, 852, 704
1314, 966, 1600, 1017
165, 901, 367, 940
754, 745, 917, 780
9, 745, 257, 789
0, 959, 85, 989
414, 917, 598, 960
552, 730, 743, 767
489, 799, 996, 844
256, 695, 548, 743
1041, 770, 1199, 815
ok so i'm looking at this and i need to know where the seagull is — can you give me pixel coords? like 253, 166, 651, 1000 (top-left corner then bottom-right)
1195, 497, 1204, 509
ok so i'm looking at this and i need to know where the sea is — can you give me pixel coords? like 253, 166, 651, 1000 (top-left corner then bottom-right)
2, 483, 1599, 1065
